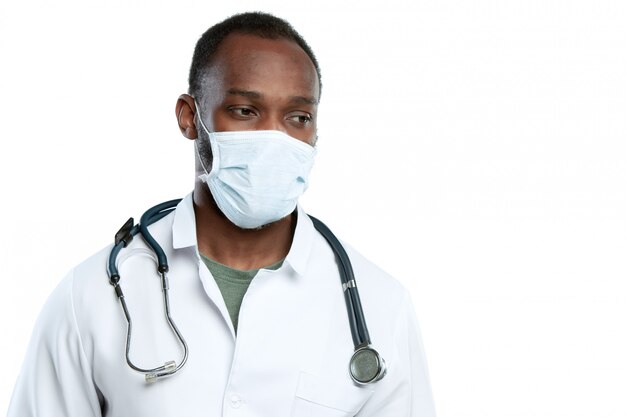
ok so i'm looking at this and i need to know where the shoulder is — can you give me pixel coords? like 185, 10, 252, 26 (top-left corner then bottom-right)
340, 239, 409, 303
67, 211, 177, 326
303, 213, 410, 312
71, 211, 176, 291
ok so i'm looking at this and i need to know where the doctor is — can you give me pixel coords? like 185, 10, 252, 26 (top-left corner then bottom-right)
8, 12, 435, 417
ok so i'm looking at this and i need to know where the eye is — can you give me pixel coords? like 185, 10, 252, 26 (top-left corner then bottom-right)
287, 113, 313, 126
228, 106, 258, 118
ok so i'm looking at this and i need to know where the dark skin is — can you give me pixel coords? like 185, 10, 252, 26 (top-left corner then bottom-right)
175, 33, 320, 270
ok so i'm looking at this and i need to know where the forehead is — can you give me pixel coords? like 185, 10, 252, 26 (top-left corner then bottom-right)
202, 32, 319, 100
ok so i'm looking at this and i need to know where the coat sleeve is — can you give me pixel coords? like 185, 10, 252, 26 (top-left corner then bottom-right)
7, 271, 103, 417
357, 291, 436, 417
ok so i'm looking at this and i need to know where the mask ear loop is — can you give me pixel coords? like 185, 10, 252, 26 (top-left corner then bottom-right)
193, 99, 217, 182
193, 98, 211, 134
194, 140, 211, 183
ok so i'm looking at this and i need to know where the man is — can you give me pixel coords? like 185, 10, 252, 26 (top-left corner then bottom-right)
8, 12, 435, 416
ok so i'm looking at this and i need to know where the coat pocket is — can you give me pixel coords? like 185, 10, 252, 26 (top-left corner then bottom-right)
290, 372, 373, 417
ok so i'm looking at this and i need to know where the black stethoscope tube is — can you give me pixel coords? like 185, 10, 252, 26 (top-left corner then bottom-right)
139, 200, 181, 273
308, 216, 371, 348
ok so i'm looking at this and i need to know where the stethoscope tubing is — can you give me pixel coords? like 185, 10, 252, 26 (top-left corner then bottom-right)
108, 200, 384, 384
308, 215, 371, 348
139, 200, 181, 273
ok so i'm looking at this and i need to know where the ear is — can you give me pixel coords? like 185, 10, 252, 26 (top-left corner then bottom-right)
175, 94, 198, 140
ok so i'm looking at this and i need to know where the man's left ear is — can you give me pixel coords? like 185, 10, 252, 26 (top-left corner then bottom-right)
175, 94, 198, 140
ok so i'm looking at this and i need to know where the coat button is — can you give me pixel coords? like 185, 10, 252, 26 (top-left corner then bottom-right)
230, 394, 243, 408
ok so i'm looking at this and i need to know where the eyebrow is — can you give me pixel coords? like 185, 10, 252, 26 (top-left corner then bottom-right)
289, 95, 319, 105
227, 88, 261, 99
226, 88, 318, 105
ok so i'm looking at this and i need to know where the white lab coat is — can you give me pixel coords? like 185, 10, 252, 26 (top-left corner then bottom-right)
8, 194, 436, 416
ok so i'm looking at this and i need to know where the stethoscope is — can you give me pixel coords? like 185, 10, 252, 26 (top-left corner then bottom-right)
107, 199, 386, 385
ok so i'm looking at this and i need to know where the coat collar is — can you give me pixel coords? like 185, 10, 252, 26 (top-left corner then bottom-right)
171, 193, 314, 277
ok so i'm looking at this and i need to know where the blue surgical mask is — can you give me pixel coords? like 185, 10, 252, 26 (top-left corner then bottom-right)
195, 110, 317, 229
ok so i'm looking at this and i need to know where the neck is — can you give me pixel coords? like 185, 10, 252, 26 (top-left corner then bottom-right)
193, 183, 296, 270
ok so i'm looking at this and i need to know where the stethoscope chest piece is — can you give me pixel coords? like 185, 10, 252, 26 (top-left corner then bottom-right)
349, 345, 387, 385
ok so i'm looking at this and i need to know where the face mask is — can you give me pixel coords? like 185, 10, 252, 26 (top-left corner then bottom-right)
195, 110, 317, 229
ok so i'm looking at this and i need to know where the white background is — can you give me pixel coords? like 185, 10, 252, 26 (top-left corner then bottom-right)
1, 1, 625, 416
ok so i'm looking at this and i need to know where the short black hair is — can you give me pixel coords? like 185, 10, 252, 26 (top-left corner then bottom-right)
188, 12, 321, 98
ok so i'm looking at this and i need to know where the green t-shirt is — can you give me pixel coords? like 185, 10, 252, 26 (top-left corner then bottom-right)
200, 254, 283, 333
